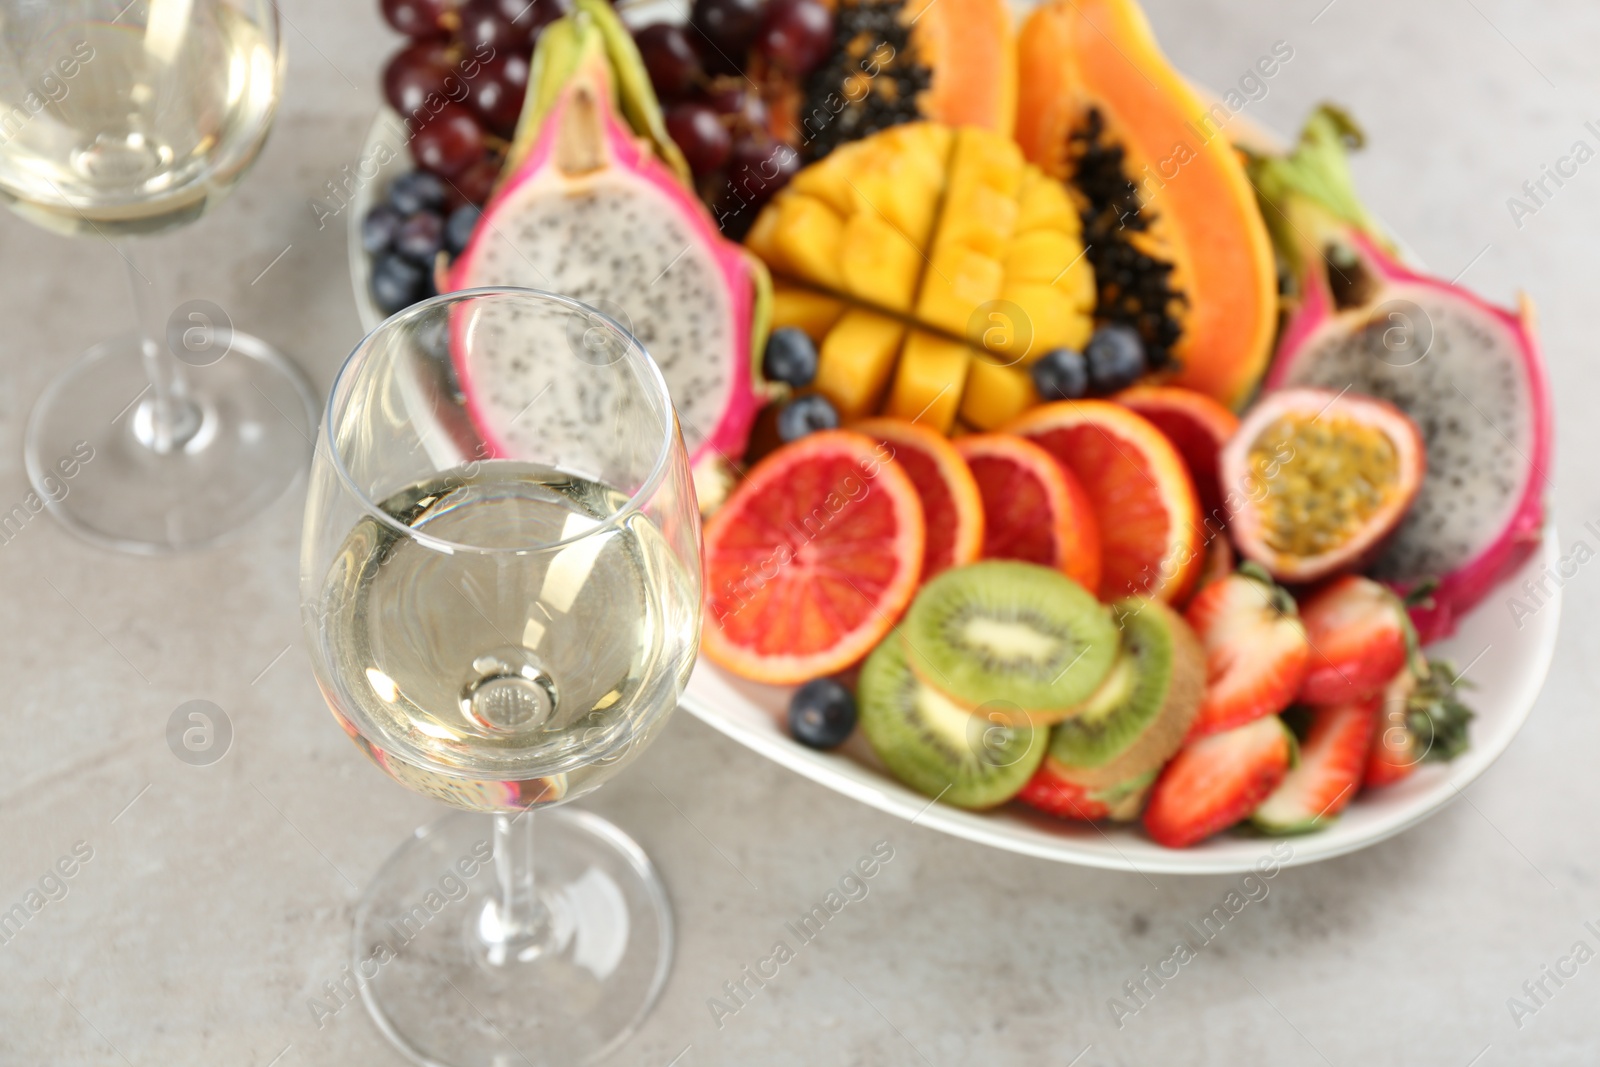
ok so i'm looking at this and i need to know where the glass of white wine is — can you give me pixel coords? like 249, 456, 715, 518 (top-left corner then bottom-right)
301, 288, 703, 1066
0, 0, 316, 552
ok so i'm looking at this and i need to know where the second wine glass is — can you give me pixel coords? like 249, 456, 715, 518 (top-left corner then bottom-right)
0, 0, 315, 552
301, 287, 702, 1066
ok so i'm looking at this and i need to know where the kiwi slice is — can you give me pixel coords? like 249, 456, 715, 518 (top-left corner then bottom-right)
858, 634, 1047, 810
899, 561, 1119, 721
1048, 597, 1204, 773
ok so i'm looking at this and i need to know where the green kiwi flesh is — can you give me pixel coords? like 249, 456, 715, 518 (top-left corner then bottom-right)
1047, 597, 1204, 775
900, 561, 1119, 717
858, 633, 1047, 809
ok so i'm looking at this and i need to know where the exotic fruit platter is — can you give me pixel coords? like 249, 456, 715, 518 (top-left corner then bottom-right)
357, 0, 1558, 868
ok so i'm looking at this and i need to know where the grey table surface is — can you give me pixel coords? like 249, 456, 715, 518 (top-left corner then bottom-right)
2, 0, 1598, 1063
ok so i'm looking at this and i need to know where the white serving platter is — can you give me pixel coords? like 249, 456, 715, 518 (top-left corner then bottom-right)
347, 86, 1559, 876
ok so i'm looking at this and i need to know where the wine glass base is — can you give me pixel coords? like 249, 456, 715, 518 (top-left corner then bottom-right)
353, 808, 673, 1067
24, 330, 317, 553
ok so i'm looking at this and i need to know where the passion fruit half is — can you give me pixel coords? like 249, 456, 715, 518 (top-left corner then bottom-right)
1221, 387, 1425, 583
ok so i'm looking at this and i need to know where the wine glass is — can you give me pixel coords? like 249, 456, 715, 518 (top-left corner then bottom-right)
0, 0, 316, 552
300, 287, 702, 1066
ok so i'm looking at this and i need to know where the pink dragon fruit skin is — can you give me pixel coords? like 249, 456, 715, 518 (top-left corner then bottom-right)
446, 8, 765, 473
1265, 229, 1553, 643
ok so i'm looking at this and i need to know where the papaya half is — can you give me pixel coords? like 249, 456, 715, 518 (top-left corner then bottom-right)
903, 0, 1015, 134
1014, 0, 1278, 410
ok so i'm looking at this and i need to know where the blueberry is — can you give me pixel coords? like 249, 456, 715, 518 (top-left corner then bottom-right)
370, 252, 428, 315
415, 314, 451, 364
361, 203, 404, 255
776, 393, 839, 441
387, 170, 446, 215
1085, 324, 1147, 394
444, 203, 482, 255
396, 210, 445, 264
788, 678, 857, 749
762, 326, 818, 387
1031, 346, 1089, 400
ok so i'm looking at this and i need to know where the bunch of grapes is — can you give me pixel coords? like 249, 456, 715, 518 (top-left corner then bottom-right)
634, 0, 834, 237
367, 0, 563, 312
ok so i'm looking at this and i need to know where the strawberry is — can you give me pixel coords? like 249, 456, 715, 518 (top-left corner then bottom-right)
1184, 563, 1309, 738
1297, 575, 1415, 705
1018, 763, 1157, 823
1252, 700, 1378, 833
1365, 660, 1476, 787
1143, 716, 1295, 848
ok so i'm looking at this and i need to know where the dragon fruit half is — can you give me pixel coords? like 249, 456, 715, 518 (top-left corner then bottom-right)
1249, 107, 1553, 642
447, 0, 769, 479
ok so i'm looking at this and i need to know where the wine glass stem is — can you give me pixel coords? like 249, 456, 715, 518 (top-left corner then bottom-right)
121, 241, 201, 454
490, 810, 550, 956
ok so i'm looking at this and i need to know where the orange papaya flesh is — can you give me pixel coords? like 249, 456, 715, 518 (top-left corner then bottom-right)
793, 0, 1013, 162
1014, 0, 1278, 410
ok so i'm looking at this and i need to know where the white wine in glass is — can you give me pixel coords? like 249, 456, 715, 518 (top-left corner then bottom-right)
302, 288, 703, 1066
0, 0, 316, 552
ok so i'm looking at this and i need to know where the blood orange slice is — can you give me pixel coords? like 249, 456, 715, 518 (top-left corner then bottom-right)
1115, 385, 1240, 528
1008, 401, 1202, 603
854, 417, 984, 582
701, 430, 926, 684
953, 434, 1101, 593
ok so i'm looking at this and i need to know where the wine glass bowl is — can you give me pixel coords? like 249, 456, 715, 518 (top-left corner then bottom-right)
301, 288, 702, 1066
0, 0, 282, 238
0, 0, 317, 553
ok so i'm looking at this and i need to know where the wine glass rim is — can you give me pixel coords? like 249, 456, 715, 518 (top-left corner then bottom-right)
324, 285, 679, 555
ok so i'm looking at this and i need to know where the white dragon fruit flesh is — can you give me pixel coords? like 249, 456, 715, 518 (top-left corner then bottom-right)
447, 0, 768, 475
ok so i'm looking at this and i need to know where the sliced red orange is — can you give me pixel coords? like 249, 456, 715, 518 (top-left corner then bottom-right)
1115, 385, 1239, 529
701, 430, 926, 685
952, 433, 1101, 592
1007, 400, 1202, 603
854, 417, 984, 581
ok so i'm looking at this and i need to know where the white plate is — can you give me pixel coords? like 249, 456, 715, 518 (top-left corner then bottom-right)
346, 110, 1559, 875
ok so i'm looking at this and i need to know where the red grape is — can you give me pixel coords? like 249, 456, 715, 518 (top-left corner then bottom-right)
466, 52, 530, 136
726, 135, 798, 207
381, 0, 455, 38
756, 0, 832, 76
453, 157, 502, 206
458, 0, 524, 53
690, 0, 767, 74
706, 78, 769, 135
383, 41, 454, 118
634, 23, 703, 101
489, 0, 567, 43
714, 134, 797, 236
413, 104, 488, 178
665, 102, 732, 177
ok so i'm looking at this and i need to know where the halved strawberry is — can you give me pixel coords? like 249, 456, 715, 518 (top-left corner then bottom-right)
1252, 700, 1378, 833
1018, 763, 1157, 823
1298, 576, 1414, 705
1365, 661, 1476, 787
1184, 564, 1309, 738
1143, 715, 1295, 848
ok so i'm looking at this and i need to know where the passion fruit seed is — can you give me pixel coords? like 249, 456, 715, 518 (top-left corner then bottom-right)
1248, 415, 1401, 558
